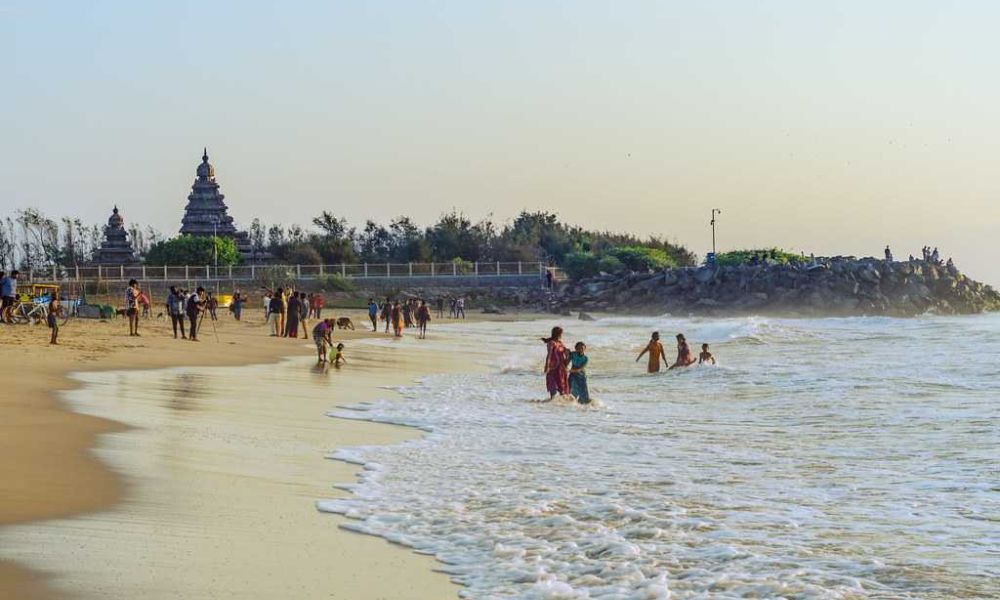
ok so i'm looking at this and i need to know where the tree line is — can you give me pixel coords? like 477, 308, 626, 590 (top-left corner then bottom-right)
1, 209, 697, 276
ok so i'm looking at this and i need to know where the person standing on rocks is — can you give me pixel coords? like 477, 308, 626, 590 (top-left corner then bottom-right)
884, 246, 893, 263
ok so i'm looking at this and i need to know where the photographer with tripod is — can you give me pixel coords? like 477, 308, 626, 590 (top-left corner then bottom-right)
186, 287, 206, 342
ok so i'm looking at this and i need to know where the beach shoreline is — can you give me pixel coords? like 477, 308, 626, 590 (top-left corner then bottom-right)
0, 308, 498, 600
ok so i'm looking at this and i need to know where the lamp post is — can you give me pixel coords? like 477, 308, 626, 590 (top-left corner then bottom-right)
710, 208, 722, 255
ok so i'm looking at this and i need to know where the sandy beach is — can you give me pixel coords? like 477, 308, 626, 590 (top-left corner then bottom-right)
0, 307, 474, 600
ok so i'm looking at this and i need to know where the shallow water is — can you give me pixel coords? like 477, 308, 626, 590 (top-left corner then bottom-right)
320, 313, 1000, 599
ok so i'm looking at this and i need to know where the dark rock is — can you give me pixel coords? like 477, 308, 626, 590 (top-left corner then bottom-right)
578, 312, 596, 321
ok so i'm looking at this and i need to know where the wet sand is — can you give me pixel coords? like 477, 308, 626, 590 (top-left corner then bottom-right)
0, 308, 471, 599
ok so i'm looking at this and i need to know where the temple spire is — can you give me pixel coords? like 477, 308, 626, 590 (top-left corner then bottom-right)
203, 147, 209, 162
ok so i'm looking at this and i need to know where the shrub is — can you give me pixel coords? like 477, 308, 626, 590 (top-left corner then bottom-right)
562, 252, 599, 280
145, 235, 240, 266
714, 248, 807, 267
606, 246, 675, 272
597, 255, 625, 274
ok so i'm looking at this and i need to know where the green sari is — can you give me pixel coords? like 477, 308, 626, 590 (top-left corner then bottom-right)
568, 352, 590, 404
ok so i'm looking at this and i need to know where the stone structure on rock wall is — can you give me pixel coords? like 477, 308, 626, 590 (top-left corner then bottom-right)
179, 148, 253, 258
95, 206, 137, 264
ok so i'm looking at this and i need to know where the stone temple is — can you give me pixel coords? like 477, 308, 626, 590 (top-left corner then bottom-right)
180, 149, 252, 257
95, 206, 137, 264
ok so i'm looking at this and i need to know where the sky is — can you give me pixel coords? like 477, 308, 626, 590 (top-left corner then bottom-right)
2, 1, 998, 284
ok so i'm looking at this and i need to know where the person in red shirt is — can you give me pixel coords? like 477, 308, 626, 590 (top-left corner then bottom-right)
312, 292, 324, 320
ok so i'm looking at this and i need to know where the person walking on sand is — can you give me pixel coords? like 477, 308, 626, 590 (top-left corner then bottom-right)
436, 296, 445, 319
391, 301, 404, 337
416, 300, 431, 339
542, 326, 570, 400
299, 292, 310, 338
168, 286, 186, 339
268, 291, 283, 336
231, 290, 243, 321
125, 279, 141, 337
285, 292, 301, 338
455, 296, 466, 319
669, 333, 696, 370
47, 291, 61, 345
0, 270, 17, 324
381, 298, 392, 334
569, 342, 590, 404
139, 289, 151, 319
186, 287, 205, 341
636, 331, 667, 373
367, 298, 379, 332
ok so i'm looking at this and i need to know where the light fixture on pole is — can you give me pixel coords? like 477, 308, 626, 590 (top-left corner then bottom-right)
710, 208, 722, 255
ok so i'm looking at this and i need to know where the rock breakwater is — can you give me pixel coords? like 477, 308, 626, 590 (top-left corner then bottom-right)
554, 258, 999, 317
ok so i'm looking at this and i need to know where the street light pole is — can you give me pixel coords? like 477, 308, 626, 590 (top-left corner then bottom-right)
710, 208, 722, 255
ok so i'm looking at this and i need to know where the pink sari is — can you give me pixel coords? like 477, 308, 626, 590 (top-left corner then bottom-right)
545, 340, 569, 396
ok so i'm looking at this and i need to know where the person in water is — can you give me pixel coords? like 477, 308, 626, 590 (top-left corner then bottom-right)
636, 331, 667, 373
568, 342, 590, 404
698, 343, 716, 365
333, 343, 347, 367
542, 326, 570, 400
669, 333, 696, 369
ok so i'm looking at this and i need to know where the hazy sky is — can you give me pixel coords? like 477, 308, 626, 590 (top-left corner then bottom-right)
3, 1, 998, 283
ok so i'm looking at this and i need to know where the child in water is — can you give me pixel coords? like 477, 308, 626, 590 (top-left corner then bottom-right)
698, 343, 716, 365
568, 342, 590, 404
333, 343, 347, 367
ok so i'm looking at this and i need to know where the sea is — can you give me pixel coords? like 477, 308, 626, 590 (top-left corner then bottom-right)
320, 313, 1000, 599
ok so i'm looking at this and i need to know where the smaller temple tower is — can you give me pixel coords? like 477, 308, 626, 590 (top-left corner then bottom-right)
95, 206, 137, 264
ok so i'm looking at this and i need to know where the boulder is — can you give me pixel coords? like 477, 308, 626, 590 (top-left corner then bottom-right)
77, 304, 103, 319
578, 312, 596, 321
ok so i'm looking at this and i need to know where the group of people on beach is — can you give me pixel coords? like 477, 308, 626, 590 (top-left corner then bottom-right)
541, 327, 716, 404
370, 297, 433, 338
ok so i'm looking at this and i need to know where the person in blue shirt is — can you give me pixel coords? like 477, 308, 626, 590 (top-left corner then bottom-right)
1, 270, 18, 324
367, 298, 379, 332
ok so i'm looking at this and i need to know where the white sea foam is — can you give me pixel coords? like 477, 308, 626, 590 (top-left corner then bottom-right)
321, 313, 1000, 599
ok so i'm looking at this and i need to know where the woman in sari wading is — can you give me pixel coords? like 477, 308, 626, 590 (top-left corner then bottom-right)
542, 326, 570, 400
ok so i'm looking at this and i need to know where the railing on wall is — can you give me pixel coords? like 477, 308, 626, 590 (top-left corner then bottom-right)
24, 262, 553, 283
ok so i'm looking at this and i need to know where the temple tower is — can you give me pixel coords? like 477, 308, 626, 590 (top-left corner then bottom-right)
179, 148, 252, 256
95, 206, 137, 264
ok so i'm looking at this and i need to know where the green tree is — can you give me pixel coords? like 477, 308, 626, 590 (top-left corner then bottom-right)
145, 235, 239, 266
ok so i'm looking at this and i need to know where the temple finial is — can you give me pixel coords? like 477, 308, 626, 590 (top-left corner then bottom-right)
203, 147, 209, 162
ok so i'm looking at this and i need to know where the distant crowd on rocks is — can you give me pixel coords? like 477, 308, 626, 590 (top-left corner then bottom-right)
553, 247, 999, 317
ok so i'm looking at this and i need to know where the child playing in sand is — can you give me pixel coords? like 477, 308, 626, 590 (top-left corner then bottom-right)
333, 343, 346, 367
568, 342, 590, 404
698, 343, 716, 365
636, 331, 667, 373
313, 318, 333, 362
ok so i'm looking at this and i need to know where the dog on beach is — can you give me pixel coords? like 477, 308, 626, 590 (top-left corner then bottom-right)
115, 308, 127, 318
336, 317, 355, 330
